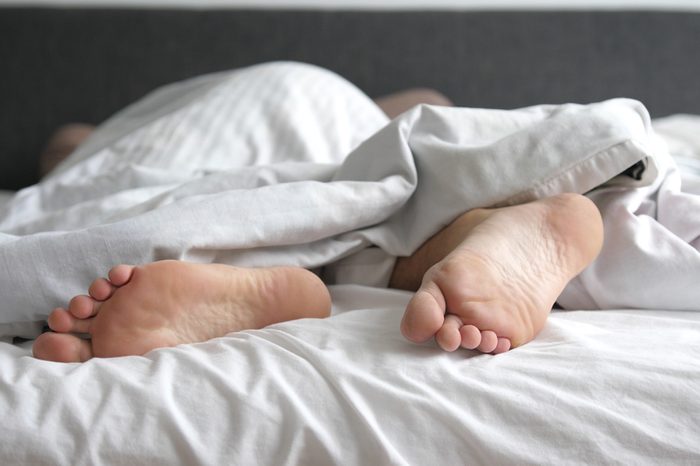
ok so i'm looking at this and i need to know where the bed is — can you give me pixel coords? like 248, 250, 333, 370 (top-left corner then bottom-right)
1, 7, 699, 465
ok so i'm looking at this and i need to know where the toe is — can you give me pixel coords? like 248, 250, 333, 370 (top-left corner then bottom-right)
492, 337, 512, 354
88, 278, 115, 301
108, 264, 135, 287
68, 295, 100, 319
435, 314, 463, 351
33, 332, 94, 362
459, 324, 481, 350
401, 281, 446, 343
477, 330, 498, 353
48, 307, 92, 334
47, 307, 73, 333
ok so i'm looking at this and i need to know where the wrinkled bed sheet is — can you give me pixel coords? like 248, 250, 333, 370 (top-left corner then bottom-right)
1, 285, 699, 464
1, 62, 699, 464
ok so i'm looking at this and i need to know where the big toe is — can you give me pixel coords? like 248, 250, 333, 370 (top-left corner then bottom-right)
33, 333, 93, 363
401, 282, 446, 343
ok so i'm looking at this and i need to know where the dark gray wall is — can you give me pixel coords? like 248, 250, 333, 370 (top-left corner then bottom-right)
2, 8, 699, 189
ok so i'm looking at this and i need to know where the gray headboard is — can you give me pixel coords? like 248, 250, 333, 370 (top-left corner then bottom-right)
2, 8, 700, 190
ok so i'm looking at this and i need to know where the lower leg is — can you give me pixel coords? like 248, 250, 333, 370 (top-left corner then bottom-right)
390, 193, 603, 354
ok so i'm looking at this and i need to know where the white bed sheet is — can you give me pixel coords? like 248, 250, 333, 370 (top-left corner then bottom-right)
1, 285, 698, 464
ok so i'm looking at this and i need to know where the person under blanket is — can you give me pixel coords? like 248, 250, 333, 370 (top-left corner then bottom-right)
30, 84, 604, 363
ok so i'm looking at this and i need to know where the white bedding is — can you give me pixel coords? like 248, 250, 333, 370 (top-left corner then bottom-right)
1, 286, 699, 464
0, 191, 12, 208
1, 62, 699, 464
1, 63, 698, 331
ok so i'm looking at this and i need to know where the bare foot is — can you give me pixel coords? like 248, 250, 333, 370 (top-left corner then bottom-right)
33, 261, 331, 362
391, 193, 603, 354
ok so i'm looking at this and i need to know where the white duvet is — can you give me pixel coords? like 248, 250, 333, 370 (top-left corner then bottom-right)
1, 62, 699, 464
